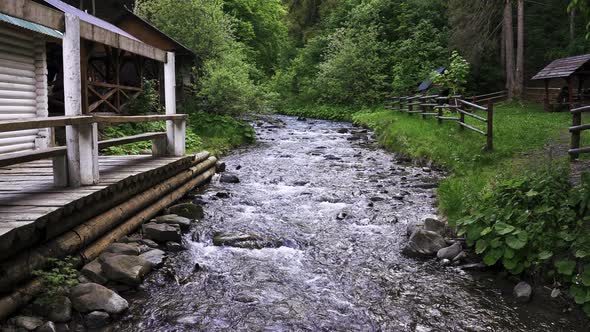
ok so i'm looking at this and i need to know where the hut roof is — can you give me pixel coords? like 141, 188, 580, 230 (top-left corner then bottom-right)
532, 54, 590, 80
417, 67, 445, 92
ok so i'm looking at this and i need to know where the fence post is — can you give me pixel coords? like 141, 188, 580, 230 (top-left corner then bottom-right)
421, 97, 426, 119
571, 109, 582, 160
486, 102, 494, 151
459, 105, 465, 131
437, 98, 443, 125
408, 100, 413, 116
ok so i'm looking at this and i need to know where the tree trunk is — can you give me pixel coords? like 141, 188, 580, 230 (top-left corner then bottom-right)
504, 0, 515, 99
515, 0, 524, 97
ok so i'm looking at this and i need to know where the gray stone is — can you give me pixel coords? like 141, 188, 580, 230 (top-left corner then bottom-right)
140, 249, 166, 267
33, 296, 72, 322
81, 259, 108, 285
423, 218, 446, 235
166, 242, 185, 252
551, 288, 561, 298
85, 311, 109, 329
440, 259, 451, 266
402, 229, 447, 258
141, 238, 159, 248
99, 255, 152, 286
514, 281, 532, 303
406, 220, 423, 237
13, 316, 43, 331
70, 283, 128, 314
213, 232, 264, 249
54, 323, 69, 332
437, 242, 462, 260
167, 203, 204, 220
36, 321, 57, 332
104, 243, 140, 256
219, 174, 240, 184
216, 162, 226, 173
452, 251, 467, 262
155, 214, 191, 231
117, 234, 142, 244
337, 128, 349, 134
142, 222, 181, 243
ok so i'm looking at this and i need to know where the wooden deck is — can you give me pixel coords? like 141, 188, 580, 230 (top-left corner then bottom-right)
0, 155, 196, 260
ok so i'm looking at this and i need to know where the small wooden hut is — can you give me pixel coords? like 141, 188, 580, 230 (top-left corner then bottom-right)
531, 54, 590, 112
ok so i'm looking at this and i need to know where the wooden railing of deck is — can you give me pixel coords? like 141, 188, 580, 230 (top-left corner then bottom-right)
569, 105, 590, 159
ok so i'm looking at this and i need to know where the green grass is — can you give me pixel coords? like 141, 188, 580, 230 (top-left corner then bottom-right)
352, 102, 572, 222
101, 111, 255, 157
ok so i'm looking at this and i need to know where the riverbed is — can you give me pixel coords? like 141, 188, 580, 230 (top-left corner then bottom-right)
115, 116, 584, 331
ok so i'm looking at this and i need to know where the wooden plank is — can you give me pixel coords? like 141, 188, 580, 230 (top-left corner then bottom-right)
457, 109, 487, 122
458, 122, 486, 135
93, 114, 187, 124
0, 116, 92, 132
0, 147, 66, 167
569, 124, 590, 132
98, 132, 166, 149
0, 0, 65, 31
459, 99, 488, 111
89, 81, 142, 92
571, 105, 590, 114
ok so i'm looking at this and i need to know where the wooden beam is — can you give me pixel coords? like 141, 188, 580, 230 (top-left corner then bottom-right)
79, 22, 166, 62
0, 0, 64, 31
0, 116, 92, 132
0, 147, 66, 168
98, 132, 166, 150
92, 114, 187, 124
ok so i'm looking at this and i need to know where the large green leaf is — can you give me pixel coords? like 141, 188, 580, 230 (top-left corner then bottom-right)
506, 235, 527, 250
571, 285, 590, 304
494, 222, 515, 235
538, 251, 553, 260
475, 239, 488, 254
582, 265, 590, 287
575, 249, 590, 259
483, 248, 504, 266
555, 260, 577, 276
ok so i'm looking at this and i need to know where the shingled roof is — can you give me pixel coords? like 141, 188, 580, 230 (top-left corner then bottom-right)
532, 54, 590, 80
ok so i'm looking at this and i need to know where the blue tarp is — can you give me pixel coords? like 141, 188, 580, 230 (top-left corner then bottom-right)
417, 67, 446, 92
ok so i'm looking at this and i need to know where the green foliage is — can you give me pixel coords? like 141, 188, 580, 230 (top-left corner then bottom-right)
279, 104, 375, 122
125, 79, 163, 115
432, 51, 470, 96
32, 257, 79, 304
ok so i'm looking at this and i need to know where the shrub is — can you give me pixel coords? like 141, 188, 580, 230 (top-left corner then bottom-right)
32, 257, 79, 305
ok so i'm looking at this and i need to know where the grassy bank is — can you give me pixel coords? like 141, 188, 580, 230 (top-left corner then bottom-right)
352, 102, 571, 222
102, 111, 255, 157
279, 104, 377, 122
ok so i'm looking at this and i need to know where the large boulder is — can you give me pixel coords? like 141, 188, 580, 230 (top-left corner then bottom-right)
140, 249, 166, 267
155, 214, 192, 231
104, 243, 140, 256
166, 203, 204, 220
423, 218, 446, 235
213, 232, 272, 249
514, 281, 532, 303
437, 242, 462, 260
220, 174, 240, 184
406, 220, 423, 237
85, 311, 110, 329
99, 255, 152, 286
402, 229, 447, 258
70, 283, 128, 314
33, 296, 72, 322
142, 222, 181, 243
81, 259, 108, 285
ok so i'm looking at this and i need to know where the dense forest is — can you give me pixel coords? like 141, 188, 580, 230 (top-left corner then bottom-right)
135, 0, 589, 114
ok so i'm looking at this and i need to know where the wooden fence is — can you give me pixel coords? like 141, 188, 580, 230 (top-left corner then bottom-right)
569, 105, 590, 160
385, 94, 494, 151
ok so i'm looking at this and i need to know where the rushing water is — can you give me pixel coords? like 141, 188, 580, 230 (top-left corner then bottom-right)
116, 116, 585, 331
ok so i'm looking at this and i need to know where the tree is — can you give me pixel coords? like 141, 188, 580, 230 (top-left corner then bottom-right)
515, 0, 524, 98
503, 0, 515, 99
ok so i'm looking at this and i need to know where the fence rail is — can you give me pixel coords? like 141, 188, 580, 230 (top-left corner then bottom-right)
385, 94, 494, 151
569, 105, 590, 159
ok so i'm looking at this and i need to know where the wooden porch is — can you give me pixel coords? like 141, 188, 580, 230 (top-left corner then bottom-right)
0, 154, 197, 260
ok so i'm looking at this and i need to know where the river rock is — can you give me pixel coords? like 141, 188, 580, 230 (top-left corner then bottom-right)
142, 222, 182, 243
155, 214, 192, 231
104, 243, 140, 256
85, 311, 110, 329
37, 321, 57, 332
70, 283, 128, 314
215, 192, 231, 199
166, 203, 204, 220
514, 281, 532, 303
406, 220, 423, 237
216, 162, 226, 173
337, 128, 349, 134
166, 241, 185, 252
141, 239, 159, 248
13, 316, 43, 331
99, 255, 152, 286
423, 218, 446, 235
437, 242, 462, 260
213, 232, 270, 249
220, 174, 240, 184
140, 249, 166, 267
81, 259, 108, 285
33, 296, 72, 322
402, 229, 447, 258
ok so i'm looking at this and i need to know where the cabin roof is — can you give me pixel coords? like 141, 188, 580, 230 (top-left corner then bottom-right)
42, 0, 141, 42
417, 67, 446, 92
532, 54, 590, 80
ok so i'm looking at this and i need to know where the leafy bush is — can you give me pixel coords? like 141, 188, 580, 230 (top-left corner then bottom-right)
432, 50, 470, 96
125, 79, 163, 115
279, 104, 375, 122
32, 257, 79, 304
456, 166, 590, 315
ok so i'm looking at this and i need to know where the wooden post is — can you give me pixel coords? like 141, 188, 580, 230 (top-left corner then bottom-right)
62, 13, 82, 187
421, 97, 426, 119
164, 52, 184, 156
437, 98, 443, 125
486, 102, 494, 151
79, 122, 99, 184
544, 79, 550, 112
568, 77, 581, 160
408, 101, 413, 116
459, 108, 465, 131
